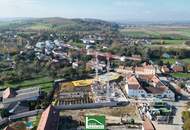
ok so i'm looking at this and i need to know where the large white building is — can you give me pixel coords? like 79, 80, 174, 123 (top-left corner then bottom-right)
125, 75, 175, 100
125, 75, 147, 97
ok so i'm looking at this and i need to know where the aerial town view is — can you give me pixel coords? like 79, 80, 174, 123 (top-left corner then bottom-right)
0, 0, 190, 130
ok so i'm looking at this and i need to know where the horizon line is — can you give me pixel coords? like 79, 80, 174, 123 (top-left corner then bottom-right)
0, 17, 190, 24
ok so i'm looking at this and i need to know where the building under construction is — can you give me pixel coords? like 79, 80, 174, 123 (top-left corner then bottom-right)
53, 79, 94, 106
52, 50, 129, 109
53, 75, 128, 110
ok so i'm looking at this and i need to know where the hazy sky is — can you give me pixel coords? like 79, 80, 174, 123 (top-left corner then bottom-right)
0, 0, 190, 22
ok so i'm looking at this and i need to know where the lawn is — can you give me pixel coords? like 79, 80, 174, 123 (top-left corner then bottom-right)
0, 76, 54, 93
161, 58, 177, 64
171, 73, 190, 79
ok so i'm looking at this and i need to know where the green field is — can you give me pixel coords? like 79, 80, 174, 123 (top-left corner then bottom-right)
120, 29, 160, 38
178, 29, 190, 37
171, 73, 190, 78
0, 76, 54, 93
120, 27, 190, 39
27, 24, 53, 30
161, 58, 190, 64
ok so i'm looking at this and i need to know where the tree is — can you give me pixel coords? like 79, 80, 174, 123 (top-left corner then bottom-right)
179, 83, 186, 89
0, 109, 10, 118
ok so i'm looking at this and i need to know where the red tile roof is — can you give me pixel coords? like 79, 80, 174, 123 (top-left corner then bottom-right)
3, 88, 15, 99
127, 75, 142, 90
37, 105, 59, 130
145, 75, 167, 94
143, 117, 155, 130
135, 65, 155, 75
138, 75, 154, 81
172, 65, 184, 72
161, 65, 170, 73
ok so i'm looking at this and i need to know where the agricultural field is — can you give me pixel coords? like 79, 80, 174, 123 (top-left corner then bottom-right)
120, 26, 190, 50
120, 26, 190, 39
151, 39, 185, 45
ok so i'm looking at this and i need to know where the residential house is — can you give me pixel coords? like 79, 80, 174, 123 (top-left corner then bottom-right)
135, 65, 156, 76
0, 87, 41, 109
86, 60, 106, 72
161, 65, 170, 73
142, 75, 175, 99
125, 75, 147, 97
3, 122, 27, 130
171, 65, 184, 72
115, 66, 134, 75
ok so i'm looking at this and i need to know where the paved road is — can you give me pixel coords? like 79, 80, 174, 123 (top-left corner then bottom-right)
77, 126, 141, 130
107, 126, 141, 130
153, 122, 182, 130
172, 102, 184, 126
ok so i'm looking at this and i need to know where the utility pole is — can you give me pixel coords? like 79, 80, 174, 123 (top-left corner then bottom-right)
106, 53, 112, 101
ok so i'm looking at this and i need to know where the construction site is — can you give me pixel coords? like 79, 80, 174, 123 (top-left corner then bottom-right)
52, 51, 129, 109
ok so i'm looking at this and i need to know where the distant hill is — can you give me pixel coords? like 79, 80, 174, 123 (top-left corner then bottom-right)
0, 17, 119, 31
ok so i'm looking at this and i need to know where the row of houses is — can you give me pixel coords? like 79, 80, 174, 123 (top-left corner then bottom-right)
161, 65, 184, 73
115, 64, 156, 76
125, 75, 175, 99
115, 64, 175, 100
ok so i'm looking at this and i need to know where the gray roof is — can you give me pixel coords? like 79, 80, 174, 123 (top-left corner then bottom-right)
2, 87, 40, 104
0, 91, 3, 98
3, 91, 40, 104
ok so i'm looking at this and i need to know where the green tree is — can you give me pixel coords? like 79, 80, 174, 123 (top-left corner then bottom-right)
0, 109, 10, 118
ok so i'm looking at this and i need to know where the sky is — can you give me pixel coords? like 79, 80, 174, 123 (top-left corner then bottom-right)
0, 0, 190, 22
